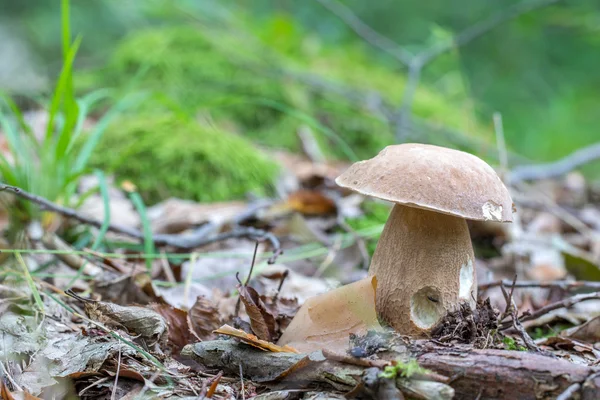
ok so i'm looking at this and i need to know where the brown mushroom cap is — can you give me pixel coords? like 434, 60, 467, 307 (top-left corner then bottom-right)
335, 143, 514, 222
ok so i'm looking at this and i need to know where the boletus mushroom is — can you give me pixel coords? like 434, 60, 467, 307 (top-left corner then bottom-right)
336, 143, 514, 336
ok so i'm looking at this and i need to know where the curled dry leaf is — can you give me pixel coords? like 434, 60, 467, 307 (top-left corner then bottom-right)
277, 276, 382, 353
238, 284, 277, 342
67, 292, 168, 347
286, 190, 337, 216
561, 315, 600, 344
214, 325, 299, 353
189, 296, 222, 341
149, 304, 199, 352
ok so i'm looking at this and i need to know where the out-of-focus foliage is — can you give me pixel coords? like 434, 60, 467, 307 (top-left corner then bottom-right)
245, 0, 600, 162
346, 202, 391, 256
78, 22, 483, 158
1, 0, 599, 205
91, 111, 279, 204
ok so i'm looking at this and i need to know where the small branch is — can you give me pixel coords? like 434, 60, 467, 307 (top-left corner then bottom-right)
479, 279, 600, 292
315, 0, 413, 66
500, 291, 600, 329
395, 60, 422, 142
417, 0, 564, 65
556, 383, 580, 400
0, 183, 281, 260
509, 141, 600, 183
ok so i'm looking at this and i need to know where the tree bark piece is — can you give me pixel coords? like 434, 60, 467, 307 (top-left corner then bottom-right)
415, 345, 600, 400
182, 340, 600, 400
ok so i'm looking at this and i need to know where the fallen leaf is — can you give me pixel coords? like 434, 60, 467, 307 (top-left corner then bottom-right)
262, 296, 299, 335
0, 381, 15, 400
286, 190, 337, 216
238, 284, 277, 341
149, 304, 199, 352
67, 292, 168, 346
147, 198, 247, 234
189, 296, 222, 341
214, 325, 299, 353
277, 276, 382, 353
562, 315, 600, 344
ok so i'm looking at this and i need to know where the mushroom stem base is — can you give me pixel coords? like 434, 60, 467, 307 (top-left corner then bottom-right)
369, 204, 476, 336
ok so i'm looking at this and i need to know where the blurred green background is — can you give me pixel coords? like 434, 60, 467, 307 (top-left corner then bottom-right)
1, 0, 598, 204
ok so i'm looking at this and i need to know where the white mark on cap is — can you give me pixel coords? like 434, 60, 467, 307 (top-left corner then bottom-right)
482, 201, 503, 221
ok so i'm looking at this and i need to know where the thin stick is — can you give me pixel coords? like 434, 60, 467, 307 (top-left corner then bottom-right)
315, 0, 413, 66
239, 363, 245, 400
501, 291, 600, 329
272, 270, 289, 304
555, 383, 580, 400
479, 279, 600, 292
0, 183, 281, 259
0, 359, 22, 392
500, 278, 540, 352
235, 242, 260, 317
510, 141, 600, 183
111, 346, 122, 400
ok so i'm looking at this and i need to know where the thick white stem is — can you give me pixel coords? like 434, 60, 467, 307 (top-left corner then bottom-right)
369, 204, 476, 336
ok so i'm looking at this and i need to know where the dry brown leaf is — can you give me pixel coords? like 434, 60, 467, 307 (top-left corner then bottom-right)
0, 382, 41, 400
189, 296, 222, 341
286, 190, 337, 215
562, 316, 600, 344
149, 304, 199, 352
263, 296, 299, 335
214, 325, 299, 353
277, 276, 382, 353
67, 292, 168, 346
148, 198, 247, 234
0, 381, 15, 400
238, 284, 277, 341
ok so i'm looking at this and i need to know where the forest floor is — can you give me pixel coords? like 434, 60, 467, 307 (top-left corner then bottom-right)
1, 127, 600, 400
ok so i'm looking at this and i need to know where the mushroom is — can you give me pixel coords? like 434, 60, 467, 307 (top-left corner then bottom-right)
336, 143, 514, 336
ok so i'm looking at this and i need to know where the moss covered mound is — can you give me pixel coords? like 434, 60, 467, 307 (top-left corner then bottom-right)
90, 112, 278, 204
78, 24, 490, 162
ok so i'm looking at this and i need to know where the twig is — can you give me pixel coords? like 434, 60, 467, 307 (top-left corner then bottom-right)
0, 360, 22, 392
272, 269, 289, 304
501, 291, 600, 329
417, 0, 564, 65
556, 383, 580, 400
0, 183, 281, 259
479, 279, 600, 292
235, 242, 260, 317
111, 346, 122, 400
509, 141, 600, 183
239, 364, 245, 400
316, 0, 565, 142
501, 277, 541, 352
315, 0, 413, 66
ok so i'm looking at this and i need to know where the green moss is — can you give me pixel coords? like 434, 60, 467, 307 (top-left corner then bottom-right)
380, 359, 431, 379
90, 112, 278, 204
502, 336, 527, 351
77, 22, 491, 164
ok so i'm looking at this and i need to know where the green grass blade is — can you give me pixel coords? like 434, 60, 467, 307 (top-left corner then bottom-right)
16, 252, 45, 312
129, 191, 155, 274
68, 89, 113, 154
0, 93, 36, 144
252, 97, 358, 161
44, 35, 82, 145
73, 92, 146, 174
